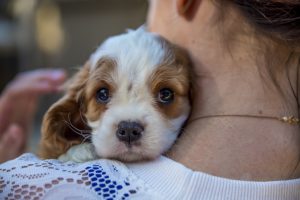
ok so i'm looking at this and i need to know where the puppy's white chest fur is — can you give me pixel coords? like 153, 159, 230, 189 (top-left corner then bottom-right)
59, 143, 96, 163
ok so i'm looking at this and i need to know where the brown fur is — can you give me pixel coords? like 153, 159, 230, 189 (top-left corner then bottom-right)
38, 59, 118, 159
84, 58, 117, 122
149, 46, 191, 119
39, 63, 91, 159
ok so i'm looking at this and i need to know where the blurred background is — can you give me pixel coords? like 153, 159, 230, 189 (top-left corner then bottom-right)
0, 0, 147, 152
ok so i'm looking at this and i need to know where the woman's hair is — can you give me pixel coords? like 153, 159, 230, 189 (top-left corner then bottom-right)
217, 0, 300, 106
231, 0, 300, 45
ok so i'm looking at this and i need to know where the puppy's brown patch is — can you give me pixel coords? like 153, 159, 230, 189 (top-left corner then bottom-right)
149, 38, 192, 119
150, 63, 190, 119
84, 57, 117, 122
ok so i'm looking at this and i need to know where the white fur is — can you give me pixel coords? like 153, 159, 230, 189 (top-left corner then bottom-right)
58, 143, 96, 163
90, 27, 166, 77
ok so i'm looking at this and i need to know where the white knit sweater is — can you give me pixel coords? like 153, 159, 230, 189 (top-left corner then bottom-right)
0, 153, 299, 200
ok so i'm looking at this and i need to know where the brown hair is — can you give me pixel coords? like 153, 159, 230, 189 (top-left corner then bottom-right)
232, 0, 300, 45
216, 0, 300, 108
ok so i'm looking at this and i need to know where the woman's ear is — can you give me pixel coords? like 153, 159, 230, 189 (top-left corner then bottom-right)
177, 0, 193, 14
176, 0, 200, 20
38, 63, 91, 159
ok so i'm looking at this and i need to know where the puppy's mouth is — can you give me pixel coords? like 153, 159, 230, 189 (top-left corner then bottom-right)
123, 141, 141, 149
113, 120, 148, 162
112, 145, 149, 162
115, 140, 143, 156
94, 121, 156, 162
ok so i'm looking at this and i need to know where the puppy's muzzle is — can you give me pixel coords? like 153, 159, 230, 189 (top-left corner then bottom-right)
116, 121, 144, 144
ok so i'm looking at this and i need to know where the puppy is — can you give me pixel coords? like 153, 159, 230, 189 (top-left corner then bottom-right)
39, 27, 191, 162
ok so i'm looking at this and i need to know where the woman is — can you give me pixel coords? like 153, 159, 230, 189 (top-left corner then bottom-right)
0, 0, 299, 199
148, 0, 300, 181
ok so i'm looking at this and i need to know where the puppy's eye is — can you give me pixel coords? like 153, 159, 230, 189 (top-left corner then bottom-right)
158, 88, 174, 104
96, 87, 110, 103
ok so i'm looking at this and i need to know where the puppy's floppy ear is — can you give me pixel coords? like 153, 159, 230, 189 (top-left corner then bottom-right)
39, 62, 91, 159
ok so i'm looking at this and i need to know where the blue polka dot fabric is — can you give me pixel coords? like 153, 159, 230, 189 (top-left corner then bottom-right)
86, 164, 137, 199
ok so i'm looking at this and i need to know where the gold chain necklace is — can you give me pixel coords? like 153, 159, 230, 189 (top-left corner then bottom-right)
189, 114, 300, 125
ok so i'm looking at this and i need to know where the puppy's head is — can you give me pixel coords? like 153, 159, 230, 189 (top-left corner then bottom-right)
39, 27, 191, 161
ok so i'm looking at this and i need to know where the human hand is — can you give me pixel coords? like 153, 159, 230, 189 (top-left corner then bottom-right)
0, 124, 24, 163
0, 69, 66, 163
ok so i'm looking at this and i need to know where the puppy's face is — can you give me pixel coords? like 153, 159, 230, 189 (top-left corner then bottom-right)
39, 28, 191, 161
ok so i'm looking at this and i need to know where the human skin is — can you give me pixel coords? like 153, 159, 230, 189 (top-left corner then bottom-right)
147, 0, 300, 181
0, 69, 66, 163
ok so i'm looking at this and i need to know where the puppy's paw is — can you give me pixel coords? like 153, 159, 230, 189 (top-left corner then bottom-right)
58, 143, 98, 163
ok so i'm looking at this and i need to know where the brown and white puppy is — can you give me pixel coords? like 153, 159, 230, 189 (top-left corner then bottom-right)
39, 27, 191, 162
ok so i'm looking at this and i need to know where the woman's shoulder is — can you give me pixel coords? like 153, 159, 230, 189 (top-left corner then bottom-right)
127, 156, 300, 200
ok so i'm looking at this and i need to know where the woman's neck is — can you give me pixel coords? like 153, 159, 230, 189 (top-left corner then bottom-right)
164, 1, 300, 181
167, 46, 300, 181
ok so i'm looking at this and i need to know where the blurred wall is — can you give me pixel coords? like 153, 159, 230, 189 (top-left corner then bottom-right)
0, 0, 148, 151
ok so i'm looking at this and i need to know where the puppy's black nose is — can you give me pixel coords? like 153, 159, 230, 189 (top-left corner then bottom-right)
116, 121, 143, 144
